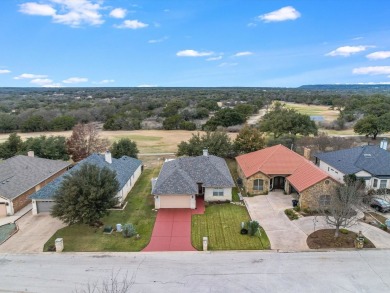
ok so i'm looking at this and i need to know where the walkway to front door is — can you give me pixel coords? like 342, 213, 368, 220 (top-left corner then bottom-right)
143, 197, 205, 251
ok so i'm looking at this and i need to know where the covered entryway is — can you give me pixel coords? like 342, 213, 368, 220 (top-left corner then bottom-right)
159, 195, 192, 209
272, 176, 285, 190
36, 201, 54, 213
0, 203, 7, 218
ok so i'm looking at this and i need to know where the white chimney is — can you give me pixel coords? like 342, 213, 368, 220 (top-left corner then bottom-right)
203, 149, 208, 157
380, 138, 388, 150
105, 151, 112, 164
27, 151, 34, 157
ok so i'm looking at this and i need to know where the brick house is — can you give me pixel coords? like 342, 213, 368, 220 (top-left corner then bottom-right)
236, 144, 339, 209
0, 153, 70, 217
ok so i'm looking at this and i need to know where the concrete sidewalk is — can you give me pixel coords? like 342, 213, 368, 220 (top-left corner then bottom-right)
0, 204, 32, 226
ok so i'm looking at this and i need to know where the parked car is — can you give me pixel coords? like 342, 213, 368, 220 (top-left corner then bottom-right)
370, 198, 390, 213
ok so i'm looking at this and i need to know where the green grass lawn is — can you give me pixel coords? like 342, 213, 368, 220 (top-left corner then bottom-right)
44, 166, 160, 252
192, 204, 270, 250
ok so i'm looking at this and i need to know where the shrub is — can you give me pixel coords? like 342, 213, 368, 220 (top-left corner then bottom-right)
247, 221, 260, 236
284, 209, 298, 220
293, 206, 301, 212
122, 223, 137, 238
339, 228, 349, 234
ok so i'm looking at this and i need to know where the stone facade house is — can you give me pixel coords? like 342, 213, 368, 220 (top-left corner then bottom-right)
236, 144, 339, 209
30, 152, 142, 215
0, 153, 70, 217
152, 150, 235, 209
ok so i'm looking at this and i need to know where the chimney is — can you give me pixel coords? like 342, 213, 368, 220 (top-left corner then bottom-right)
27, 151, 34, 157
380, 138, 388, 150
105, 151, 112, 164
303, 147, 311, 160
203, 149, 209, 157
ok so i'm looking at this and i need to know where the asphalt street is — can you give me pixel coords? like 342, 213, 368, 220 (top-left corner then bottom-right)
1, 250, 389, 292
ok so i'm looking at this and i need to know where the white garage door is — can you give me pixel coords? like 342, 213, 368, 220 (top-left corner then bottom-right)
0, 204, 7, 218
160, 195, 191, 208
37, 201, 55, 213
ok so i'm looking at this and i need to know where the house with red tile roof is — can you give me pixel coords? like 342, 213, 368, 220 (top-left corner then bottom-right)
236, 144, 339, 209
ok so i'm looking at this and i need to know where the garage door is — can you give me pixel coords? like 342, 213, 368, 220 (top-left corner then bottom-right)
160, 195, 191, 208
37, 201, 55, 213
0, 204, 6, 218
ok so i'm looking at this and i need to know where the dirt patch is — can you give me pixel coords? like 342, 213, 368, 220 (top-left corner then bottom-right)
307, 229, 375, 249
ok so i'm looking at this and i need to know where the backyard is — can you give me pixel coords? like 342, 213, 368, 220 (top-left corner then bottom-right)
191, 203, 270, 250
44, 165, 160, 252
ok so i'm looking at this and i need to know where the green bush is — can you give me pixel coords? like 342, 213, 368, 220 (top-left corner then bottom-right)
293, 206, 301, 212
339, 228, 349, 234
284, 209, 298, 220
122, 223, 137, 238
247, 220, 260, 236
380, 224, 388, 231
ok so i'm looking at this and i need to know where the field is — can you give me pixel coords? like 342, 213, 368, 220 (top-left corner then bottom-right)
283, 102, 339, 122
0, 130, 238, 154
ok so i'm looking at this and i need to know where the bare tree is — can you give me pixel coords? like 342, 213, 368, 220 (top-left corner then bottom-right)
74, 270, 131, 293
67, 123, 110, 162
317, 181, 366, 238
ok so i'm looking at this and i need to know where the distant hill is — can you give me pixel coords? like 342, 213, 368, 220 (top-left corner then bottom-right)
299, 84, 390, 93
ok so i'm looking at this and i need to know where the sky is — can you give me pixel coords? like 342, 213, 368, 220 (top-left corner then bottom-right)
1, 0, 390, 87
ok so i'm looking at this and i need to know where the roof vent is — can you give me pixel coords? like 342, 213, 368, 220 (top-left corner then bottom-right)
363, 154, 372, 158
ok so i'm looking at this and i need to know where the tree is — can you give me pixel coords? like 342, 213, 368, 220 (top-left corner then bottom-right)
50, 115, 76, 131
0, 133, 23, 159
20, 115, 48, 132
67, 123, 110, 162
234, 124, 265, 154
51, 163, 119, 225
0, 113, 18, 133
317, 181, 365, 238
203, 108, 246, 131
177, 131, 234, 158
353, 115, 390, 139
22, 136, 69, 160
163, 114, 182, 130
110, 138, 139, 159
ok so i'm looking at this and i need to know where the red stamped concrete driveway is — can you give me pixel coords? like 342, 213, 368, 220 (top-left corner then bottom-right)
143, 198, 204, 252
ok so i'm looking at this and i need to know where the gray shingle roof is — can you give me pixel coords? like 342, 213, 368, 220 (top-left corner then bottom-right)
0, 155, 71, 200
315, 145, 390, 176
30, 154, 142, 200
152, 155, 235, 195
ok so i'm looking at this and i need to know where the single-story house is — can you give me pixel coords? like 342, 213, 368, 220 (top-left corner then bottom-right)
315, 139, 390, 190
0, 152, 70, 217
30, 151, 142, 215
151, 149, 235, 209
236, 144, 339, 209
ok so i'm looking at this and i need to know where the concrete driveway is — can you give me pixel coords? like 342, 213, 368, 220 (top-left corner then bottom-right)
0, 212, 66, 253
244, 191, 309, 251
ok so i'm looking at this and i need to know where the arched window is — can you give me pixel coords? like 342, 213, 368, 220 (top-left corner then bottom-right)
253, 179, 263, 191
319, 195, 331, 206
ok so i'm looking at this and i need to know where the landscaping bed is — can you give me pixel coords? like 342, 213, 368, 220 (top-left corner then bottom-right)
307, 229, 375, 249
192, 203, 270, 250
43, 166, 159, 252
361, 212, 389, 233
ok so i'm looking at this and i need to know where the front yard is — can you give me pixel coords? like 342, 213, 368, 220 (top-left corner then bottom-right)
192, 203, 270, 250
44, 166, 159, 252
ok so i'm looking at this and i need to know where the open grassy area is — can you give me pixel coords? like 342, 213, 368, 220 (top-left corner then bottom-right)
43, 165, 160, 252
283, 102, 339, 122
192, 204, 270, 250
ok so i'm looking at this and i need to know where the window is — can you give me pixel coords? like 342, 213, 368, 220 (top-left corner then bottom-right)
380, 180, 387, 189
325, 180, 330, 185
319, 195, 331, 206
213, 188, 224, 196
253, 179, 264, 191
373, 179, 378, 188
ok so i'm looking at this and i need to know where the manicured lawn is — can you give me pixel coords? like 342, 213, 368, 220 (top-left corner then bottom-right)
192, 203, 270, 250
44, 165, 160, 252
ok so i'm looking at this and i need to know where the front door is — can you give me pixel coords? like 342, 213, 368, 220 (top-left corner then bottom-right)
273, 176, 285, 189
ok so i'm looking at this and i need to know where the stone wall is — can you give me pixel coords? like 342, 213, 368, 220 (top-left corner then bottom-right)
237, 165, 269, 195
299, 178, 339, 210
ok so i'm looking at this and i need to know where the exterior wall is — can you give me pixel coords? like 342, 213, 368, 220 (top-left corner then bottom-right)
318, 161, 345, 183
243, 171, 270, 195
154, 194, 195, 209
0, 197, 11, 216
299, 178, 339, 210
115, 164, 143, 203
204, 187, 232, 202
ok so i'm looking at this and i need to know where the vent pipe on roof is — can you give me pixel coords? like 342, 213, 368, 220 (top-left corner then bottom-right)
203, 149, 208, 157
105, 151, 112, 164
380, 138, 388, 150
27, 150, 34, 157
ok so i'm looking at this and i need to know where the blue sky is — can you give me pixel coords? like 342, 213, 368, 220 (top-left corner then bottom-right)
1, 0, 390, 87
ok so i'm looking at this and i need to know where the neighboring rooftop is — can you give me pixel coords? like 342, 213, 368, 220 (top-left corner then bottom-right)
315, 145, 390, 177
152, 155, 235, 195
30, 154, 142, 200
0, 155, 71, 200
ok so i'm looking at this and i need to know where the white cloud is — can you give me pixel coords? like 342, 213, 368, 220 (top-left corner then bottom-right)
42, 83, 62, 87
326, 45, 370, 57
109, 8, 126, 19
0, 69, 11, 74
258, 6, 301, 23
14, 73, 48, 80
176, 50, 214, 57
94, 79, 115, 84
137, 84, 157, 87
30, 78, 53, 85
366, 51, 390, 60
114, 19, 148, 29
234, 51, 253, 57
62, 77, 88, 83
353, 66, 390, 75
218, 62, 238, 67
247, 22, 257, 27
148, 36, 168, 44
206, 56, 223, 61
19, 0, 104, 27
19, 2, 56, 16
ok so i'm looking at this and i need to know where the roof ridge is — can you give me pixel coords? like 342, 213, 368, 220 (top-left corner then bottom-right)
208, 156, 234, 184
257, 144, 282, 172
